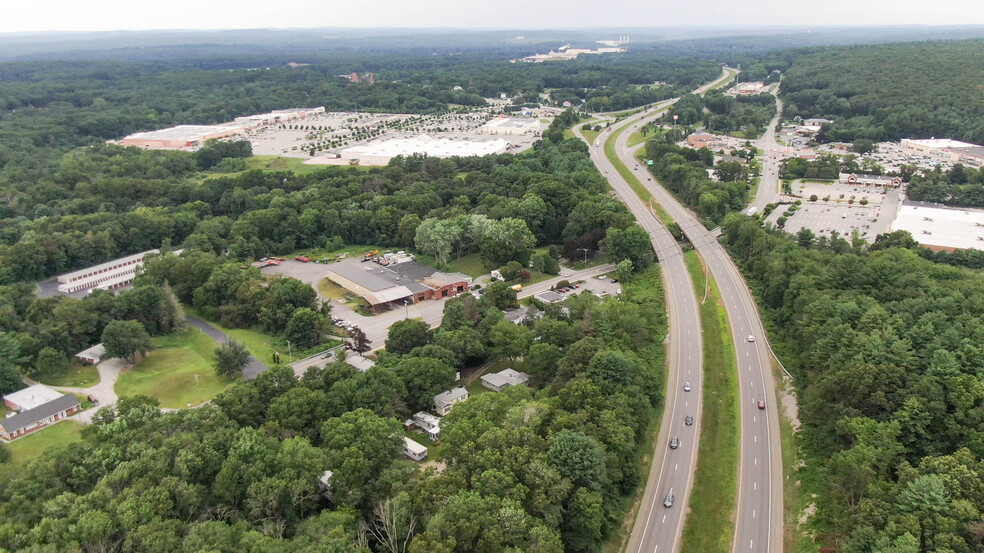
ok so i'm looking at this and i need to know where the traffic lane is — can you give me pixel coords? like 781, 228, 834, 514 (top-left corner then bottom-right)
616, 120, 781, 552
583, 128, 705, 553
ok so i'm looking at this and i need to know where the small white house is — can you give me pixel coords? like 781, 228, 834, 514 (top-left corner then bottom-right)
434, 387, 469, 416
319, 470, 334, 500
403, 437, 428, 461
481, 368, 530, 392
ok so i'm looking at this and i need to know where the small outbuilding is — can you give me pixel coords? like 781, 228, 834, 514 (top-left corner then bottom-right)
75, 343, 107, 365
403, 437, 428, 461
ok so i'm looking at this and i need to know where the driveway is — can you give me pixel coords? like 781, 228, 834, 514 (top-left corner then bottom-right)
183, 315, 270, 379
53, 357, 124, 424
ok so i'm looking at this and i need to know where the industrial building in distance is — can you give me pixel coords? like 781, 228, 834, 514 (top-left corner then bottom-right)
116, 107, 326, 150
341, 134, 511, 165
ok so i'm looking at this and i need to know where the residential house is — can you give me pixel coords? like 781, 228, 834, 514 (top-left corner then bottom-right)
403, 437, 428, 461
0, 393, 81, 440
434, 387, 469, 416
481, 368, 531, 392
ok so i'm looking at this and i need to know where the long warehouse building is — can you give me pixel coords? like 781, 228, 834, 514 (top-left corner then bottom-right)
56, 249, 181, 294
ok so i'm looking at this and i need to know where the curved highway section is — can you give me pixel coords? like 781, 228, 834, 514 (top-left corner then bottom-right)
575, 104, 704, 553
582, 67, 783, 553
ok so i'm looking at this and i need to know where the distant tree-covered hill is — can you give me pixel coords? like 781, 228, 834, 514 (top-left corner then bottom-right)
780, 40, 984, 143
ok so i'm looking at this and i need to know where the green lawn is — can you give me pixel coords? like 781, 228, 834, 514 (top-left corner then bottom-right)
413, 252, 489, 278
403, 429, 444, 462
680, 251, 739, 553
627, 130, 652, 148
184, 306, 341, 364
0, 421, 84, 481
116, 328, 235, 408
35, 361, 100, 388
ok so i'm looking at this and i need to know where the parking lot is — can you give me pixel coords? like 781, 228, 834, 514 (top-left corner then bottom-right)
765, 188, 900, 240
792, 180, 889, 205
245, 109, 545, 165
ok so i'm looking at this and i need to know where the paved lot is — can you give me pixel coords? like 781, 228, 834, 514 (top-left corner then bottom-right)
792, 180, 889, 205
765, 189, 900, 240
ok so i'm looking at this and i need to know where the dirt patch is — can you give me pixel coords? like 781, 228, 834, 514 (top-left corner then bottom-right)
778, 376, 802, 432
798, 502, 817, 526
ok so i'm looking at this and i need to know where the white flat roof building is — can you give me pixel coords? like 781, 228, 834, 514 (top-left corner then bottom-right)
3, 384, 65, 412
119, 125, 245, 149
479, 117, 541, 135
891, 201, 984, 251
341, 134, 510, 165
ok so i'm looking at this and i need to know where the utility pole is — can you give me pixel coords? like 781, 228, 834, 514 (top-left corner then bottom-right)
194, 373, 200, 404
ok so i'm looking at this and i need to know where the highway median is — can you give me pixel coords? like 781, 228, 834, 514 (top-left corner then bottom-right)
680, 250, 739, 553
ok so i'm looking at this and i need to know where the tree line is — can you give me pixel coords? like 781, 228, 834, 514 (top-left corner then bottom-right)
722, 214, 984, 553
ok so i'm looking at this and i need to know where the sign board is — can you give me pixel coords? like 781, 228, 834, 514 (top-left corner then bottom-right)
646, 160, 654, 166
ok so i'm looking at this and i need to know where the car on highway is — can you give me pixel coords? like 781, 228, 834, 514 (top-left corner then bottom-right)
758, 400, 766, 409
683, 382, 691, 392
747, 334, 755, 342
664, 491, 674, 508
670, 436, 680, 449
685, 415, 694, 426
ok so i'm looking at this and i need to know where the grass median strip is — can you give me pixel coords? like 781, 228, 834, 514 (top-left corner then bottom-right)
602, 113, 675, 225
680, 250, 739, 553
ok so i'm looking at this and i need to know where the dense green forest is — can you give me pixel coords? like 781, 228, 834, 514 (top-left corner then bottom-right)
780, 40, 984, 143
0, 259, 667, 553
722, 217, 984, 552
667, 90, 777, 138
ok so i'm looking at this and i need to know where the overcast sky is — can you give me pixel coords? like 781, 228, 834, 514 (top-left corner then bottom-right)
3, 0, 984, 33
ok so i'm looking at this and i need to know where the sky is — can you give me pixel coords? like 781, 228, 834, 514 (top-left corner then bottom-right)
3, 0, 984, 32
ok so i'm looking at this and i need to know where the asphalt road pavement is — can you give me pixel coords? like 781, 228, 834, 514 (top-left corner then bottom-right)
612, 91, 783, 553
576, 99, 705, 553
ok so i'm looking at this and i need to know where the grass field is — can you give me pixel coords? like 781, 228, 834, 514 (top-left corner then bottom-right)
35, 362, 99, 388
116, 328, 235, 408
317, 278, 350, 300
413, 252, 489, 278
627, 130, 652, 148
680, 251, 739, 553
0, 421, 84, 481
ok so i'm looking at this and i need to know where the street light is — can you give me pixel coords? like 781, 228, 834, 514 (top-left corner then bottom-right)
578, 248, 589, 267
286, 340, 292, 362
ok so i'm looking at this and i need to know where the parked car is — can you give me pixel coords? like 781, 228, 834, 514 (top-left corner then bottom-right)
295, 255, 311, 262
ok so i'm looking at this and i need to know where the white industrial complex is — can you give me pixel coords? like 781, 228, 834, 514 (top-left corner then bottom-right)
117, 107, 326, 150
340, 135, 511, 165
901, 138, 984, 168
55, 248, 179, 294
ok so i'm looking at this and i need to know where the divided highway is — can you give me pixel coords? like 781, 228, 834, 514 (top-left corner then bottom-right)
575, 100, 704, 553
581, 67, 783, 553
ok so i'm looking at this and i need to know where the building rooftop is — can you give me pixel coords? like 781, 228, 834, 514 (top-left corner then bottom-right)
434, 387, 468, 409
403, 436, 428, 455
891, 201, 984, 251
481, 368, 530, 388
76, 343, 106, 360
4, 385, 66, 411
122, 125, 243, 141
1, 393, 80, 435
534, 291, 564, 303
327, 263, 403, 292
905, 138, 979, 149
344, 134, 509, 159
344, 355, 376, 372
57, 249, 158, 283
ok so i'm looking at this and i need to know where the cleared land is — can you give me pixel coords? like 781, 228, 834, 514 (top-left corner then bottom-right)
116, 327, 235, 408
0, 421, 84, 481
36, 362, 99, 388
680, 251, 739, 553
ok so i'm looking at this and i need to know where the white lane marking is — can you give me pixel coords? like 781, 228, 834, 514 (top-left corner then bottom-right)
662, 514, 667, 524
750, 540, 754, 549
685, 402, 688, 407
753, 482, 757, 490
753, 416, 757, 423
754, 436, 758, 443
675, 463, 678, 471
753, 509, 756, 519
754, 457, 758, 465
